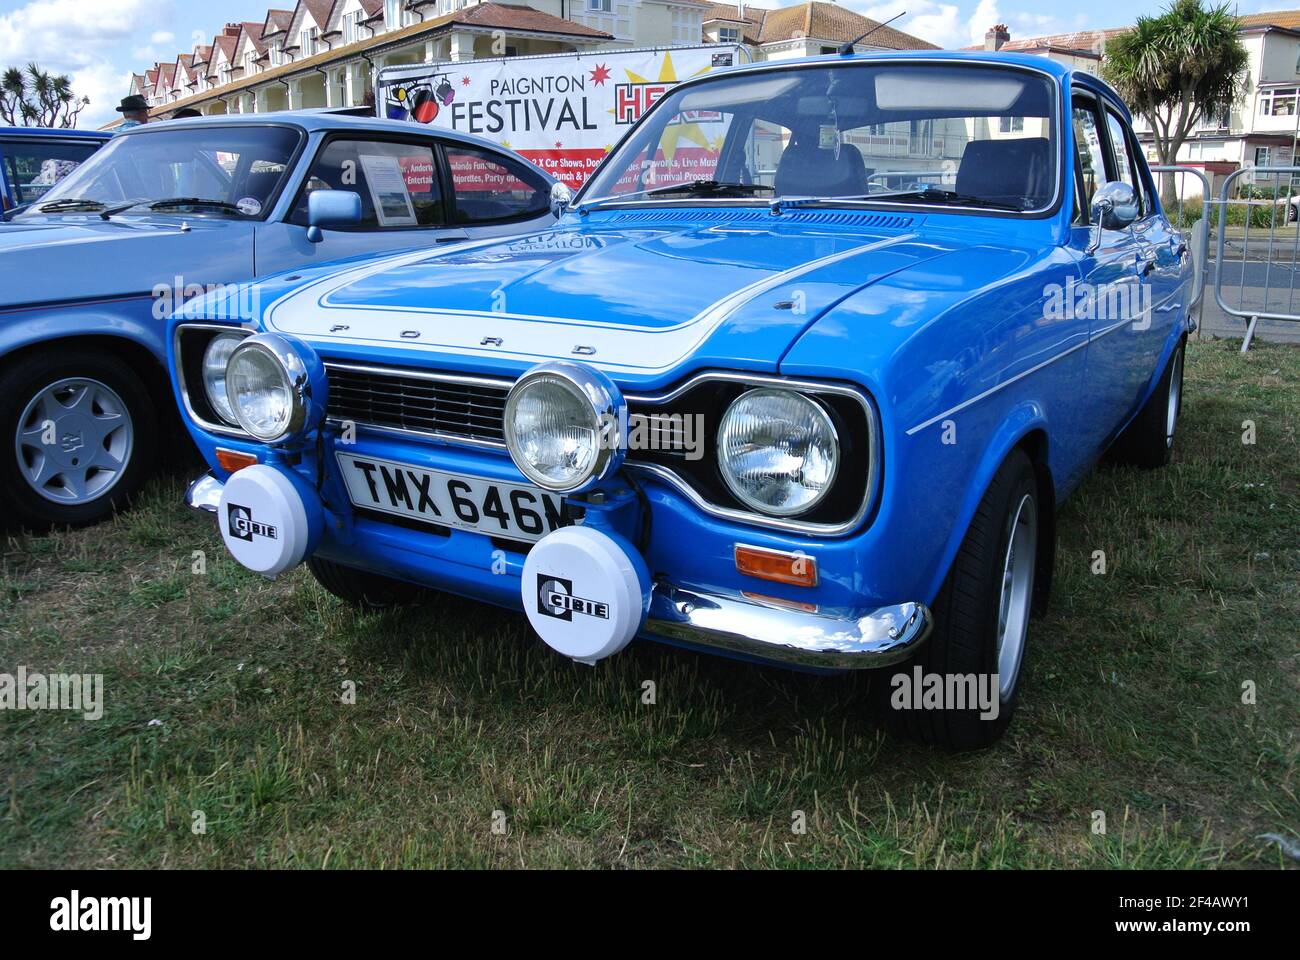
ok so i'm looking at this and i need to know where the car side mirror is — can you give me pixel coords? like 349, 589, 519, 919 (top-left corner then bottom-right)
306, 189, 361, 243
549, 181, 572, 219
1087, 180, 1139, 253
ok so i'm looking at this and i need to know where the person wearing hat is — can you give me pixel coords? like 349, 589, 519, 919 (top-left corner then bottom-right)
171, 107, 202, 119
115, 95, 150, 132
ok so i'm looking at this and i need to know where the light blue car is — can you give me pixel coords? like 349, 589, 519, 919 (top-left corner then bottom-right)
0, 112, 560, 528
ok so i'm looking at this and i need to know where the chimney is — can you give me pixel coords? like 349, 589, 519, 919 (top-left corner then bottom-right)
223, 23, 241, 37
984, 24, 1010, 51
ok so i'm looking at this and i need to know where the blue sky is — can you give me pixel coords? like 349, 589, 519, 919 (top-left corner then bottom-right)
0, 0, 1293, 128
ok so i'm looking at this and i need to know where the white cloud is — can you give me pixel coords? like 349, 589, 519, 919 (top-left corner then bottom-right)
0, 0, 170, 129
150, 30, 176, 45
849, 0, 1094, 49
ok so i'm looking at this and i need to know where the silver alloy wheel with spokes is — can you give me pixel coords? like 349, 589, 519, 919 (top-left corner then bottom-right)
14, 377, 134, 505
1165, 349, 1183, 448
995, 492, 1038, 702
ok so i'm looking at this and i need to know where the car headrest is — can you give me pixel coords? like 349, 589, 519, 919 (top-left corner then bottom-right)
775, 140, 867, 198
956, 138, 1052, 205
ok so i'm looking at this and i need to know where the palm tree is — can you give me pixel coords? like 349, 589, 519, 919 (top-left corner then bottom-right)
1102, 0, 1248, 199
0, 63, 89, 128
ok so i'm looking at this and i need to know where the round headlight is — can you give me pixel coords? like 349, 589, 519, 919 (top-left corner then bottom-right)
717, 388, 839, 516
504, 362, 624, 492
201, 333, 244, 425
225, 336, 307, 442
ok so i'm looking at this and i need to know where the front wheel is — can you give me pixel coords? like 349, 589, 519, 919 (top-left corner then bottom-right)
0, 350, 158, 531
874, 449, 1041, 750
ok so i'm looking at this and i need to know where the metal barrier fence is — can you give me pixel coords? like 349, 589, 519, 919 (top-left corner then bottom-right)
1151, 165, 1211, 336
1211, 165, 1300, 351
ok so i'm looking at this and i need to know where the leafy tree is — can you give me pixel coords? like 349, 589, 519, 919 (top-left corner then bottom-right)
0, 63, 90, 128
1102, 0, 1248, 197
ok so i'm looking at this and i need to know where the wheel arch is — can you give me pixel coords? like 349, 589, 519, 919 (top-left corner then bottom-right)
926, 405, 1058, 613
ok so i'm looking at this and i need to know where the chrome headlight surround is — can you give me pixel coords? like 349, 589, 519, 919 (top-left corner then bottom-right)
716, 387, 841, 517
503, 361, 627, 493
200, 332, 244, 426
224, 333, 324, 443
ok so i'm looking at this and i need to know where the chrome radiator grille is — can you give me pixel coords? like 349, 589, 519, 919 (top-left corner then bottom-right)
325, 363, 511, 445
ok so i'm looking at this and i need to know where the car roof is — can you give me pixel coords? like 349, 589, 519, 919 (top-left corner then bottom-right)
673, 49, 1132, 123
116, 110, 555, 182
0, 126, 111, 140
124, 110, 510, 150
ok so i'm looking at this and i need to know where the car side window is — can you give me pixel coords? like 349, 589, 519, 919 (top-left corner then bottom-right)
291, 138, 445, 229
0, 139, 100, 207
1072, 98, 1108, 222
1105, 109, 1144, 217
443, 146, 549, 225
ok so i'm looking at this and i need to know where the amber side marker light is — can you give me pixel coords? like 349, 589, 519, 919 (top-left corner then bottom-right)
734, 544, 818, 588
215, 448, 259, 473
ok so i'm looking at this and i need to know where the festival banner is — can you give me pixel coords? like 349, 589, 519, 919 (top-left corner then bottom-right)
376, 45, 747, 189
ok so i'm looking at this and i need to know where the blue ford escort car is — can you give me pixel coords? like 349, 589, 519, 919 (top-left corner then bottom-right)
0, 112, 558, 529
173, 52, 1191, 748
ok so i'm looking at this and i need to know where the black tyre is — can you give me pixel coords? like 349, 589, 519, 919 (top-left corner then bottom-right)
307, 555, 424, 608
0, 349, 158, 531
874, 449, 1040, 750
1110, 338, 1184, 469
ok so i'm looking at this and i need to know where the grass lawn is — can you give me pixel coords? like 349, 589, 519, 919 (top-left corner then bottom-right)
1, 338, 1296, 869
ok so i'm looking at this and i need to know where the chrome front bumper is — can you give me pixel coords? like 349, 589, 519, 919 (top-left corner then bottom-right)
186, 472, 223, 513
184, 470, 930, 669
646, 584, 929, 669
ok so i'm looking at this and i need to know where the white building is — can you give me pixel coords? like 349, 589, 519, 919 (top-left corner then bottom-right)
128, 0, 933, 121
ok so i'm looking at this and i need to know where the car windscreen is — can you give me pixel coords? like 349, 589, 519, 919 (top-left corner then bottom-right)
18, 125, 301, 219
1, 139, 102, 208
580, 62, 1059, 213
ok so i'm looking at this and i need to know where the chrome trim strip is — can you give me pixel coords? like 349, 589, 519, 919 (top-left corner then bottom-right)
324, 360, 512, 392
174, 322, 253, 439
646, 584, 930, 669
185, 471, 223, 513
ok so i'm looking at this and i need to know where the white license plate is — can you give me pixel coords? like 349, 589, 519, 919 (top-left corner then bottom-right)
336, 453, 569, 542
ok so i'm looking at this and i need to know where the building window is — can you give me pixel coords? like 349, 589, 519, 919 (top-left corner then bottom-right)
301, 27, 319, 57
1255, 146, 1272, 166
219, 63, 232, 85
588, 0, 613, 12
718, 26, 739, 42
244, 52, 258, 75
999, 116, 1024, 133
672, 9, 700, 45
268, 42, 282, 66
1259, 88, 1298, 116
343, 12, 364, 44
386, 0, 404, 28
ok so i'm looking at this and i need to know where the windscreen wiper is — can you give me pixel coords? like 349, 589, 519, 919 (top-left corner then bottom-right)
146, 197, 245, 215
579, 179, 773, 213
774, 188, 1027, 213
36, 199, 107, 213
862, 187, 1028, 211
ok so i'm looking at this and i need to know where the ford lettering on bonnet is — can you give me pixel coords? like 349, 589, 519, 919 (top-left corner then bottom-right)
170, 51, 1194, 750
